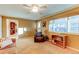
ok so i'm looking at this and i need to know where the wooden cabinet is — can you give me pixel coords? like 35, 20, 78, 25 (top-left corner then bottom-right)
51, 34, 67, 48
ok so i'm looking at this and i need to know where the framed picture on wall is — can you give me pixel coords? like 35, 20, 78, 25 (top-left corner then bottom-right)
10, 22, 16, 35
42, 21, 46, 27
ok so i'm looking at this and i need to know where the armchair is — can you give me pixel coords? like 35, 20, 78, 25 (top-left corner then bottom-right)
34, 32, 44, 42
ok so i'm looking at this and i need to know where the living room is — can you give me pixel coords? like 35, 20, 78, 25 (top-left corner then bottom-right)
0, 4, 79, 54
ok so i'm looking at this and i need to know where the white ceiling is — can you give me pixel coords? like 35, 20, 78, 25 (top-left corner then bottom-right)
0, 4, 78, 20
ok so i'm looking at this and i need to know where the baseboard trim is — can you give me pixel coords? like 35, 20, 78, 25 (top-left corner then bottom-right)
67, 46, 79, 52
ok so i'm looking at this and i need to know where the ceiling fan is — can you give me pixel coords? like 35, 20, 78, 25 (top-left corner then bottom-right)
23, 4, 48, 14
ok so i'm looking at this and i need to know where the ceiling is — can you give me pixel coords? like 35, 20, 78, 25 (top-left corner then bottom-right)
0, 4, 78, 20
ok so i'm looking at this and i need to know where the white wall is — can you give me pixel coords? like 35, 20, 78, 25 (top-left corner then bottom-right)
0, 16, 2, 38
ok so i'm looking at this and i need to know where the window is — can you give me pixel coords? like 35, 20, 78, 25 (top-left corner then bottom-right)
68, 15, 79, 34
49, 15, 79, 34
49, 18, 68, 33
18, 28, 24, 35
24, 27, 27, 32
37, 21, 42, 32
37, 21, 41, 28
18, 27, 27, 35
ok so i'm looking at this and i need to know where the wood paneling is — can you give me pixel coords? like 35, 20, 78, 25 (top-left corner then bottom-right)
2, 16, 36, 38
40, 7, 79, 51
18, 19, 36, 38
2, 16, 7, 37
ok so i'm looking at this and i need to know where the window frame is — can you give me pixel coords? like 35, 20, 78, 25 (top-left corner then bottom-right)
48, 15, 79, 35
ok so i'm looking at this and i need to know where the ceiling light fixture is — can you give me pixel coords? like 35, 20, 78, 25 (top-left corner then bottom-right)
23, 4, 47, 13
32, 5, 39, 12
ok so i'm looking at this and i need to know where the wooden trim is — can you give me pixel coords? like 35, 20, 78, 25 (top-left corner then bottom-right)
40, 6, 79, 21
2, 15, 36, 21
67, 46, 79, 52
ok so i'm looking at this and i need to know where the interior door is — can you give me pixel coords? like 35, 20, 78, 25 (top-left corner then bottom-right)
6, 19, 18, 39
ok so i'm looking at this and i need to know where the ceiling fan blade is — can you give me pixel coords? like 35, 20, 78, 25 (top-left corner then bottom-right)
40, 6, 48, 9
23, 4, 31, 8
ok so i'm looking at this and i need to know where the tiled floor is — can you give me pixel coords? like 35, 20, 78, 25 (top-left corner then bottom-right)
0, 47, 16, 54
16, 37, 79, 54
0, 37, 79, 54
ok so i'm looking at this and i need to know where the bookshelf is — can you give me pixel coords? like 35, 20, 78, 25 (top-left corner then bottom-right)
51, 34, 67, 48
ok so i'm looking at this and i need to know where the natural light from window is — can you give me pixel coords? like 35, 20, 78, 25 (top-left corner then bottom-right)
49, 15, 79, 34
37, 21, 41, 32
18, 27, 27, 35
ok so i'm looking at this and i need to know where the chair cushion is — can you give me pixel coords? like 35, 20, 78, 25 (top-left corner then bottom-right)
35, 32, 42, 37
